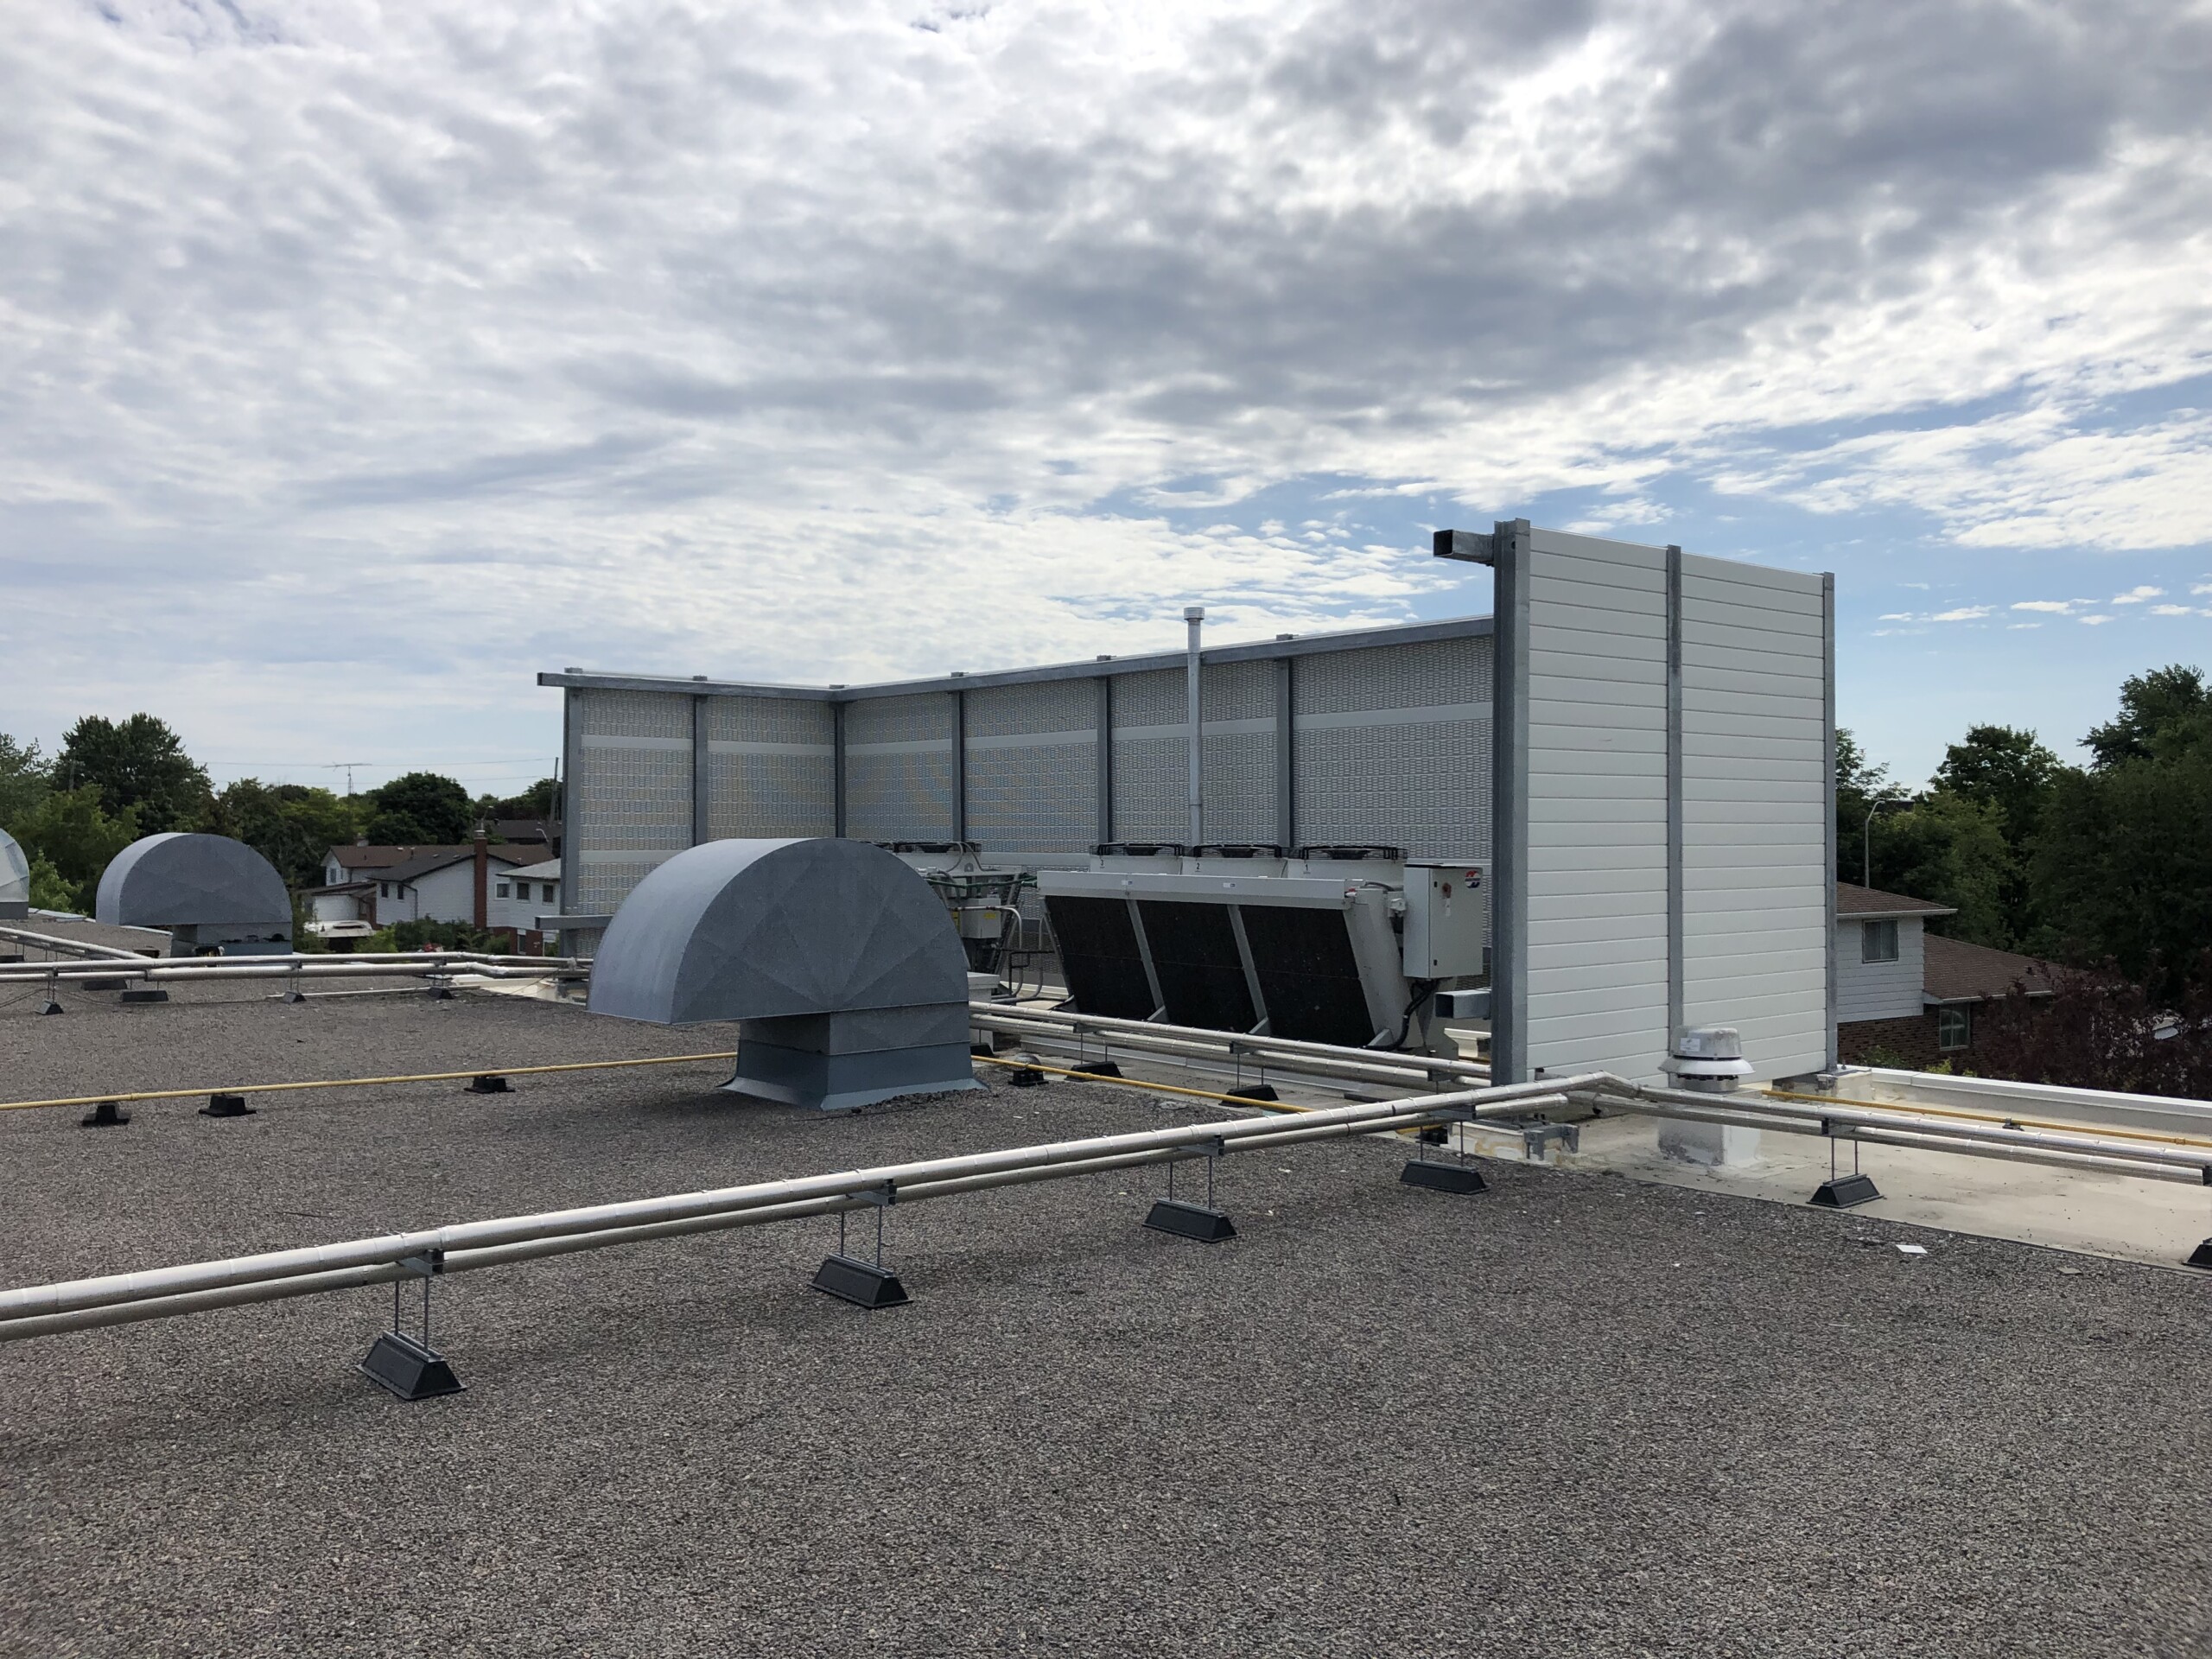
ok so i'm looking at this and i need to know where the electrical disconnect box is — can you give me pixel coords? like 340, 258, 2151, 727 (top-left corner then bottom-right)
1401, 861, 1488, 979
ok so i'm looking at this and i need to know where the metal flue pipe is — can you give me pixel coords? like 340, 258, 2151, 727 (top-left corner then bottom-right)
1185, 605, 1205, 849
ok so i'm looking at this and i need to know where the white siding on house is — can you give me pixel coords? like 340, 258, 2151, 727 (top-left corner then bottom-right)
1835, 916, 1926, 1022
491, 863, 562, 933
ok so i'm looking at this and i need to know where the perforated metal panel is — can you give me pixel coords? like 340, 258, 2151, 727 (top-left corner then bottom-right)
1110, 668, 1188, 842
844, 693, 957, 842
573, 690, 692, 916
704, 696, 836, 840
1293, 638, 1491, 857
1198, 660, 1277, 844
964, 679, 1097, 857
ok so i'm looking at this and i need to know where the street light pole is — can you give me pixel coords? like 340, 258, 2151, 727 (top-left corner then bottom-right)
1863, 796, 1909, 890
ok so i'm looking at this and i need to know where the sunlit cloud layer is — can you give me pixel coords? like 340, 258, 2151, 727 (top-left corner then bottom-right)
3, 0, 2210, 785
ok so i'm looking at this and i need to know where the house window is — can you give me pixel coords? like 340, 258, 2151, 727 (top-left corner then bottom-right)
1861, 918, 1899, 963
379, 882, 391, 898
1937, 1006, 1971, 1051
543, 883, 557, 903
496, 881, 512, 899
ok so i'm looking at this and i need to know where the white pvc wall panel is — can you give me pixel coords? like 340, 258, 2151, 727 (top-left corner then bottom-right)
572, 690, 691, 920
1520, 531, 1670, 1081
1679, 554, 1828, 1077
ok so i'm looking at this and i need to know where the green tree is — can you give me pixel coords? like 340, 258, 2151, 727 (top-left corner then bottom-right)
492, 778, 559, 819
10, 785, 140, 912
363, 772, 474, 846
2032, 737, 2212, 1001
1933, 724, 2067, 946
205, 780, 360, 890
1866, 789, 2013, 948
2083, 664, 2211, 767
1834, 727, 1899, 885
25, 852, 75, 912
54, 714, 211, 835
0, 733, 50, 830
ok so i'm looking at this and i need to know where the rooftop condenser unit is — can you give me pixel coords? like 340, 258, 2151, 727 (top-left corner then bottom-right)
1038, 855, 1488, 1051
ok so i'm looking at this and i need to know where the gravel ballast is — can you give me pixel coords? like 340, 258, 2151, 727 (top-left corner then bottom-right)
2, 988, 2209, 1657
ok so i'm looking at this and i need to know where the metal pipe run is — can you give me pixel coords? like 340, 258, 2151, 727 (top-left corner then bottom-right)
0, 1051, 741, 1116
1566, 1080, 2212, 1179
973, 1005, 1491, 1089
0, 925, 151, 962
0, 1077, 1589, 1338
0, 954, 582, 983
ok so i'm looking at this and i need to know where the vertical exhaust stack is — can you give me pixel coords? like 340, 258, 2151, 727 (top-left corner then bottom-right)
1185, 606, 1205, 852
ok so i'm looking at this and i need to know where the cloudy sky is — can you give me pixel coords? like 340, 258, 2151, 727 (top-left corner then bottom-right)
5, 0, 2210, 797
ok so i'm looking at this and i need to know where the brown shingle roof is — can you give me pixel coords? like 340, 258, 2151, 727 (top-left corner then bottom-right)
326, 845, 543, 883
1921, 933, 2057, 1004
1835, 880, 1955, 918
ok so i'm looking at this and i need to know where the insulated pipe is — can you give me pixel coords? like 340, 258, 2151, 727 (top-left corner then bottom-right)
973, 1006, 1490, 1084
1185, 605, 1205, 849
1582, 1079, 2212, 1174
0, 960, 577, 987
0, 1089, 1576, 1342
987, 1023, 1465, 1094
0, 952, 582, 980
0, 1077, 1593, 1328
1574, 1090, 2210, 1185
0, 925, 149, 961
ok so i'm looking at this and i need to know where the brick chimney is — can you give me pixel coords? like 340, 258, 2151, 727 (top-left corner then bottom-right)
473, 821, 489, 930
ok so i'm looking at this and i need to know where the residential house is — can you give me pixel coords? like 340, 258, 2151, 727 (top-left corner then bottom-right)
491, 858, 563, 951
1834, 881, 2056, 1067
308, 842, 546, 932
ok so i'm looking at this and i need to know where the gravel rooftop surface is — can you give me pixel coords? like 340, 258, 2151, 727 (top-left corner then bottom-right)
2, 987, 2209, 1658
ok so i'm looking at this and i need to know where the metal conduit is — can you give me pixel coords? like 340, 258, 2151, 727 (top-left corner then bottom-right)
0, 1077, 1589, 1335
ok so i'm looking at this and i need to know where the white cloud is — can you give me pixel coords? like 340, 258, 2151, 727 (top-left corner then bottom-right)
1929, 606, 1993, 622
2150, 603, 2194, 615
2079, 614, 2115, 625
3, 0, 2212, 769
2111, 585, 2166, 603
2193, 582, 2212, 595
2012, 600, 2083, 613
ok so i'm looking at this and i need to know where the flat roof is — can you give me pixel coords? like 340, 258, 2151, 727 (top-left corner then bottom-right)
539, 614, 1491, 702
3, 985, 2208, 1653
